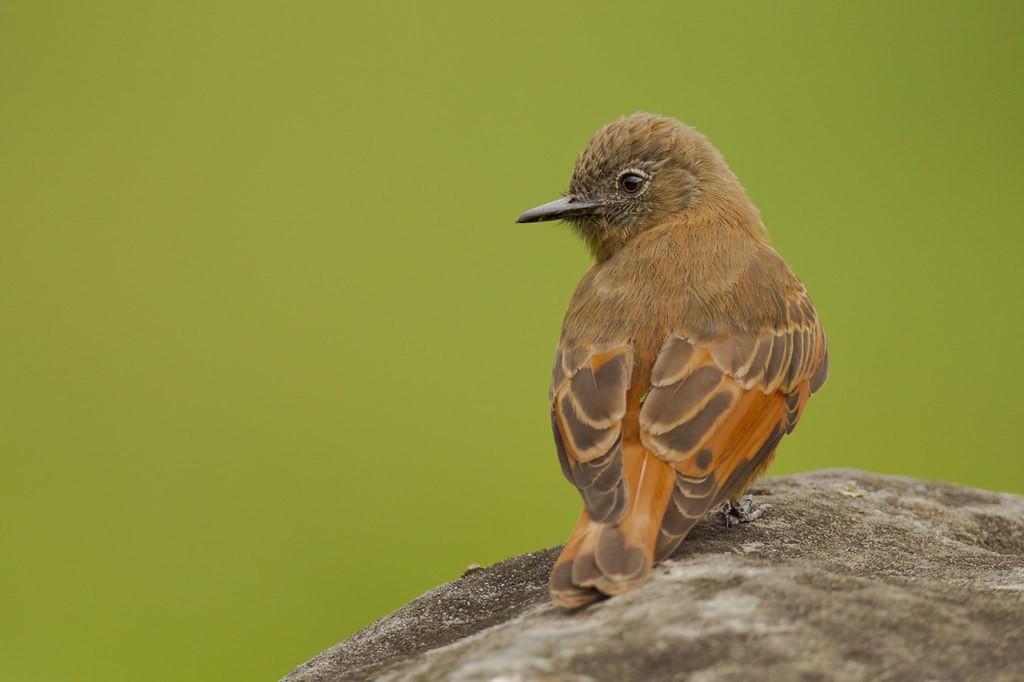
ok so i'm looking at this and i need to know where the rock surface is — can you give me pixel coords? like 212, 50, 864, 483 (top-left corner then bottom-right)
282, 469, 1024, 682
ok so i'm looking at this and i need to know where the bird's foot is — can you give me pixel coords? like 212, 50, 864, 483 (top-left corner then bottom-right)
722, 494, 772, 528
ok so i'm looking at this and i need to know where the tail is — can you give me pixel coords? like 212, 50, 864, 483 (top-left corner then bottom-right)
549, 444, 677, 608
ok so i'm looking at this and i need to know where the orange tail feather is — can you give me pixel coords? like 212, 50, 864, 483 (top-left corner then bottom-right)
549, 442, 676, 608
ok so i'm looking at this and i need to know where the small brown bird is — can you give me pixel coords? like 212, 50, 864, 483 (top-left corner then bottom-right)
517, 113, 828, 608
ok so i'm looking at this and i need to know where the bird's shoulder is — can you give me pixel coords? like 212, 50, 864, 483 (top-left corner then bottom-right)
689, 240, 818, 338
555, 233, 827, 397
562, 231, 818, 340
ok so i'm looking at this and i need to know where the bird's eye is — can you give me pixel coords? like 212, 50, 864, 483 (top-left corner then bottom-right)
618, 171, 648, 194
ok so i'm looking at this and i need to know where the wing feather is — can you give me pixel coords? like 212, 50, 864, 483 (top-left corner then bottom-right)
551, 343, 633, 524
639, 284, 827, 561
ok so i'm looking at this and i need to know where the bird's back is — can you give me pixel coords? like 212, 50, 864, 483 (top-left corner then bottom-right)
548, 220, 827, 608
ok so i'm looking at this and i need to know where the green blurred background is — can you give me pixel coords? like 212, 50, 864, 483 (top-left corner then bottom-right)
2, 1, 1022, 679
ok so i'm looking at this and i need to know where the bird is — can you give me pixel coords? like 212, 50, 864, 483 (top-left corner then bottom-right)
516, 113, 829, 609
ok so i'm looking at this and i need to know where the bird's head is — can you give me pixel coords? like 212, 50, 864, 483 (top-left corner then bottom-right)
517, 113, 761, 261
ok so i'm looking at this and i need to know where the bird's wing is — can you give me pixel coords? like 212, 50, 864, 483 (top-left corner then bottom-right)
639, 284, 828, 560
549, 343, 634, 525
549, 341, 674, 606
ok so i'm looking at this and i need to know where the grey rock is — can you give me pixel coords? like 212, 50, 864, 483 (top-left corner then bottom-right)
282, 469, 1024, 682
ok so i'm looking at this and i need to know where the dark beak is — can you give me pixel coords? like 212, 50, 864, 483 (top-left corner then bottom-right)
515, 196, 601, 224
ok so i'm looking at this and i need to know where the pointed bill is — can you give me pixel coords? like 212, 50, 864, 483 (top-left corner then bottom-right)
516, 196, 601, 224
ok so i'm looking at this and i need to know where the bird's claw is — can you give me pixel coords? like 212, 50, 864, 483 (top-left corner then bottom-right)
722, 494, 772, 528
